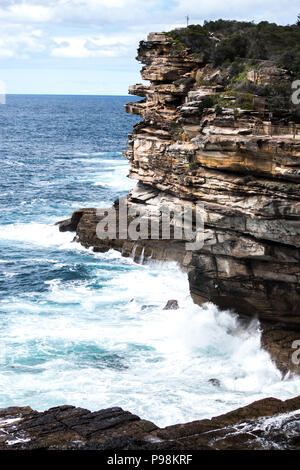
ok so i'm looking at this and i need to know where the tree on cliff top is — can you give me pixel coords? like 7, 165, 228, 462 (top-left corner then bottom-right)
166, 20, 300, 75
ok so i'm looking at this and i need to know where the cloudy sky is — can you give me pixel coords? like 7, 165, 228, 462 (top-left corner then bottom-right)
0, 0, 299, 95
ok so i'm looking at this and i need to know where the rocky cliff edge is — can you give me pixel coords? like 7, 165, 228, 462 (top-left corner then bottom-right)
58, 30, 300, 374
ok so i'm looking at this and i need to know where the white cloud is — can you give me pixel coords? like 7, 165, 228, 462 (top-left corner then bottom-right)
0, 3, 53, 23
0, 0, 298, 93
0, 0, 298, 29
0, 26, 49, 58
50, 31, 141, 58
51, 37, 121, 58
0, 47, 14, 58
0, 0, 299, 61
0, 0, 157, 26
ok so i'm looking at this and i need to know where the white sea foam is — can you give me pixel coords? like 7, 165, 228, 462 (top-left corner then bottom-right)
0, 223, 78, 249
74, 151, 119, 157
0, 417, 21, 427
74, 158, 125, 165
92, 164, 133, 190
219, 410, 300, 449
1, 236, 300, 427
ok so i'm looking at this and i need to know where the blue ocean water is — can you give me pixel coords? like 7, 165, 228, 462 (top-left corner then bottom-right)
0, 95, 299, 427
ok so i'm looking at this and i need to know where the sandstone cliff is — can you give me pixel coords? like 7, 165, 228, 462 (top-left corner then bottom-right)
124, 32, 300, 323
58, 30, 300, 373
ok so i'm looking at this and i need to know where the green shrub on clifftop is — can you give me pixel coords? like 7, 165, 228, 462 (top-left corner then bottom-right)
166, 20, 300, 76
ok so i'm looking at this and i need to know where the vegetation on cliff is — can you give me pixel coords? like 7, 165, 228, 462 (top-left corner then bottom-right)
166, 20, 300, 121
166, 20, 300, 74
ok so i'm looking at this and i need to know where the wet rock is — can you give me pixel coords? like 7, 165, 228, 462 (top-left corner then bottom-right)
56, 209, 85, 232
0, 405, 157, 450
163, 300, 179, 310
260, 322, 300, 375
1, 397, 299, 450
209, 378, 221, 387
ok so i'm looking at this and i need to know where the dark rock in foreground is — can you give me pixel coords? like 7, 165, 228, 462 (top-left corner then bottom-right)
1, 397, 300, 450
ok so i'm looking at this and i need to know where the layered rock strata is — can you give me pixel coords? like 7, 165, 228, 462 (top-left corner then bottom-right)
1, 396, 300, 450
58, 32, 300, 372
124, 34, 300, 323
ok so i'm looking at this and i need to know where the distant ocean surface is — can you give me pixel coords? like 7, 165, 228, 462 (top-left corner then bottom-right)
0, 95, 299, 427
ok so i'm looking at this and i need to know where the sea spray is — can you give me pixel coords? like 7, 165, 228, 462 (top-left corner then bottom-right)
1, 227, 300, 426
0, 96, 299, 428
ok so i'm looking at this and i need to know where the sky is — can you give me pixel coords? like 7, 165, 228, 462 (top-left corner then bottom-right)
0, 0, 299, 95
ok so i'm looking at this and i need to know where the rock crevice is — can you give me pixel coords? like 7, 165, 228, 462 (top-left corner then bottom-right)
1, 397, 300, 450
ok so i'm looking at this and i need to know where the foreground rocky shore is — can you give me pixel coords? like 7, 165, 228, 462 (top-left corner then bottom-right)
1, 396, 300, 450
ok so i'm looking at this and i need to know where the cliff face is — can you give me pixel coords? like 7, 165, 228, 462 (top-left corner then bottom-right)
125, 33, 300, 326
58, 32, 300, 370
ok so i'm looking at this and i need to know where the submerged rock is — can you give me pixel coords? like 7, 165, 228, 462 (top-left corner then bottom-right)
163, 299, 179, 310
208, 378, 221, 387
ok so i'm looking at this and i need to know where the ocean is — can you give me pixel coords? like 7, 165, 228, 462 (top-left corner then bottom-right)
0, 94, 299, 427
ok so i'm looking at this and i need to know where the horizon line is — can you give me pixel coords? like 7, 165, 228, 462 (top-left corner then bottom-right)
5, 93, 133, 97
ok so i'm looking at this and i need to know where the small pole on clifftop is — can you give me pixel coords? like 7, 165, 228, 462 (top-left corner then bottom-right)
186, 15, 189, 26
